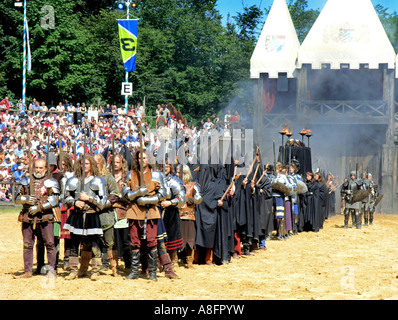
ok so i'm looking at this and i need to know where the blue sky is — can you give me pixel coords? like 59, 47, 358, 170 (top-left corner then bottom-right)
216, 0, 398, 24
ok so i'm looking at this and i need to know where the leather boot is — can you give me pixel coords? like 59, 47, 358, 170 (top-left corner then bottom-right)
78, 251, 91, 278
186, 249, 195, 269
243, 244, 251, 256
168, 251, 179, 268
205, 248, 213, 264
159, 253, 179, 279
351, 212, 356, 228
363, 210, 369, 226
125, 250, 140, 280
90, 258, 102, 281
65, 256, 79, 280
63, 249, 71, 271
356, 213, 362, 229
344, 214, 349, 228
147, 248, 158, 281
99, 249, 110, 274
13, 272, 33, 279
108, 250, 119, 277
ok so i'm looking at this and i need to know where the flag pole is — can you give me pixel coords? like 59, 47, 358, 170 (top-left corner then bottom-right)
124, 1, 130, 114
22, 0, 27, 111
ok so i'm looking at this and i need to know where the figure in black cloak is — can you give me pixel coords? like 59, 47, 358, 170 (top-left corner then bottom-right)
303, 172, 320, 232
236, 168, 255, 254
315, 171, 328, 230
231, 172, 245, 258
213, 164, 235, 265
255, 164, 273, 250
194, 164, 224, 265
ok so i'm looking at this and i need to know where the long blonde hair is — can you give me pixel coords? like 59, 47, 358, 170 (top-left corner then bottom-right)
94, 154, 109, 177
182, 164, 193, 184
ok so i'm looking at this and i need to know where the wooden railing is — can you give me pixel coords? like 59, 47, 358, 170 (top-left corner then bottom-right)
262, 100, 391, 128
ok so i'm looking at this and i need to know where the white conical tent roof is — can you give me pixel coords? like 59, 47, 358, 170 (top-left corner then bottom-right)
250, 0, 300, 79
297, 0, 396, 70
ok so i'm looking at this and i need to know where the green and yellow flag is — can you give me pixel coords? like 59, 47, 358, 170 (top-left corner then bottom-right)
118, 19, 138, 72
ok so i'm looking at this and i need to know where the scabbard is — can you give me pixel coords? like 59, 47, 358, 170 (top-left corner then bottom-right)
142, 206, 149, 240
33, 216, 37, 230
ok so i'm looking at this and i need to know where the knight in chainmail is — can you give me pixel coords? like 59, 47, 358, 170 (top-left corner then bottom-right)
13, 158, 60, 278
340, 171, 363, 229
63, 155, 108, 280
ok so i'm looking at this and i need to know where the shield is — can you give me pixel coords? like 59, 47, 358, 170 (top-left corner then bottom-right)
351, 189, 370, 203
272, 181, 292, 195
296, 180, 308, 194
374, 194, 384, 207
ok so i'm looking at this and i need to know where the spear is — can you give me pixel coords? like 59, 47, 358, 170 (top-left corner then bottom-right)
26, 128, 36, 230
273, 140, 276, 171
46, 131, 51, 178
111, 129, 115, 175
58, 133, 63, 172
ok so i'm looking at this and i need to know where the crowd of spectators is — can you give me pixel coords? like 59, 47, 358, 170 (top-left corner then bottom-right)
0, 96, 244, 202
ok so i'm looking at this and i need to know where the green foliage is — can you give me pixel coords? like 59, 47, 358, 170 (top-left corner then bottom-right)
1, 0, 395, 125
375, 4, 398, 52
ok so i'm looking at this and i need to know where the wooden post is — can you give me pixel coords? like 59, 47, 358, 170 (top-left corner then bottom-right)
253, 74, 264, 153
381, 67, 395, 213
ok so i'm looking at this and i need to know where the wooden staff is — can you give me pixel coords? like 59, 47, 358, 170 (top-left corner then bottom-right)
256, 163, 269, 185
220, 160, 239, 201
221, 173, 241, 202
243, 155, 259, 187
251, 163, 260, 188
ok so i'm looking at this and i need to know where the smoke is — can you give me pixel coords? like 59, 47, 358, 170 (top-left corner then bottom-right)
282, 67, 387, 186
219, 79, 255, 130
250, 65, 390, 192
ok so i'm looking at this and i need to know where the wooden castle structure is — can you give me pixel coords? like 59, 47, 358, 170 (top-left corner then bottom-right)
251, 0, 398, 213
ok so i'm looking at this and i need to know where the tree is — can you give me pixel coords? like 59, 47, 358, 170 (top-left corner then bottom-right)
0, 0, 264, 124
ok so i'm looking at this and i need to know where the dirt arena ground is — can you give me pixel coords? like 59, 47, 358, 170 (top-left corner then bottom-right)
1, 208, 397, 301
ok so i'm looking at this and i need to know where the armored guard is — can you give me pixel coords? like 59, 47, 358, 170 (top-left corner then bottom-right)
367, 173, 379, 225
122, 150, 167, 281
178, 164, 202, 269
63, 155, 108, 280
109, 154, 132, 275
58, 153, 75, 271
271, 162, 293, 240
341, 171, 364, 229
14, 158, 60, 278
162, 162, 186, 266
289, 162, 307, 234
360, 172, 371, 226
